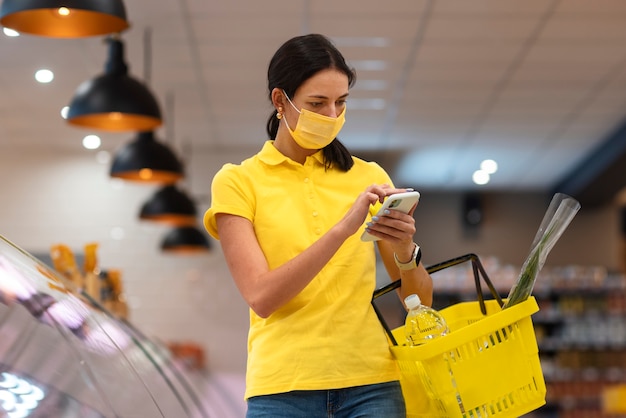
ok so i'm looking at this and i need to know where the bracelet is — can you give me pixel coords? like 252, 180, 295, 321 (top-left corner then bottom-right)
394, 243, 421, 271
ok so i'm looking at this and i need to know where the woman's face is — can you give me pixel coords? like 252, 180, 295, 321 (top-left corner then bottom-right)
284, 68, 350, 122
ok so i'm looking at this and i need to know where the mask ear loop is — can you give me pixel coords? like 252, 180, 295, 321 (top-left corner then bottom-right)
282, 90, 301, 114
280, 91, 299, 132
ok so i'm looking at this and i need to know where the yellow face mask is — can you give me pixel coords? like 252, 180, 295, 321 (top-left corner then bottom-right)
283, 90, 346, 149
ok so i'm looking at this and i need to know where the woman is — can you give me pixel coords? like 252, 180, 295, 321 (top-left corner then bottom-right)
204, 33, 433, 418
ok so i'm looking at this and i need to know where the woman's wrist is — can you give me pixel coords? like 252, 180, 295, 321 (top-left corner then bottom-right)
393, 242, 416, 262
333, 218, 357, 243
394, 242, 421, 270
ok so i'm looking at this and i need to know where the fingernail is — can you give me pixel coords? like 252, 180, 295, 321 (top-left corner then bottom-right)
405, 187, 414, 191
371, 216, 379, 222
383, 209, 390, 215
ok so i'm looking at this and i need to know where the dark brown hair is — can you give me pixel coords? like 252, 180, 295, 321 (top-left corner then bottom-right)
266, 34, 356, 171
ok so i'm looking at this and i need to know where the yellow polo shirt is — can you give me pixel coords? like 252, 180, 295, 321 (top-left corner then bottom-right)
204, 141, 400, 399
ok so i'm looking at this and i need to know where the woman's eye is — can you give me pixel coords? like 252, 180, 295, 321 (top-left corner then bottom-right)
309, 102, 323, 107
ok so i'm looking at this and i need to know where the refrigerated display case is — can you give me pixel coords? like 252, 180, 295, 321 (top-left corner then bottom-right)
0, 233, 211, 417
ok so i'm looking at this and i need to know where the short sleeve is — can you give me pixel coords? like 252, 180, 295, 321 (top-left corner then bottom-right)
203, 163, 255, 240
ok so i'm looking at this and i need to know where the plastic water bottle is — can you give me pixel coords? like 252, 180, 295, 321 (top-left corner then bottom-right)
404, 294, 449, 346
404, 294, 465, 414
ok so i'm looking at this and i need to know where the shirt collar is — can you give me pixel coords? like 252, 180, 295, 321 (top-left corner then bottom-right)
259, 141, 325, 166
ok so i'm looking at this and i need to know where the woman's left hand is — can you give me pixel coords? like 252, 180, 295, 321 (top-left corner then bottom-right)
366, 204, 417, 253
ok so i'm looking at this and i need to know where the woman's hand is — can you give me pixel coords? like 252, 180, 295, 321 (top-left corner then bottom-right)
337, 184, 408, 238
368, 193, 432, 307
362, 196, 417, 253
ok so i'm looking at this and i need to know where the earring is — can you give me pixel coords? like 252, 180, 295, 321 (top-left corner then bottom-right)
276, 108, 283, 120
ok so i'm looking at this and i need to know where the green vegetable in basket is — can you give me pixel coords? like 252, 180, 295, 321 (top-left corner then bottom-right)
504, 225, 554, 308
503, 194, 580, 309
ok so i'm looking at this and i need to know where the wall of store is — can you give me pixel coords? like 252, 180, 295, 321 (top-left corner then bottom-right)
0, 148, 621, 411
415, 191, 619, 269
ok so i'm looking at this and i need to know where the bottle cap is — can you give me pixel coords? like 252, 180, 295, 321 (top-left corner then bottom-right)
404, 294, 421, 309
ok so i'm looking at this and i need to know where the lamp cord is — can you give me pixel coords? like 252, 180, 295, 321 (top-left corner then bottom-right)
143, 27, 152, 86
165, 92, 174, 146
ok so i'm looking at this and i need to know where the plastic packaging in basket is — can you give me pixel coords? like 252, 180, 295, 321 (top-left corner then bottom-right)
390, 297, 546, 418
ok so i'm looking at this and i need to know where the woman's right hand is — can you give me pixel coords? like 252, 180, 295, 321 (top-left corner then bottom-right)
338, 184, 407, 238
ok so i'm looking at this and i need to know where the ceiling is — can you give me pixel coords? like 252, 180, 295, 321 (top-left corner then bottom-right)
2, 0, 626, 205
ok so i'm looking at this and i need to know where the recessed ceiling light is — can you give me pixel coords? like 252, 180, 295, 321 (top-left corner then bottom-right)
34, 69, 54, 83
481, 159, 498, 174
473, 170, 490, 185
60, 106, 69, 119
82, 134, 101, 150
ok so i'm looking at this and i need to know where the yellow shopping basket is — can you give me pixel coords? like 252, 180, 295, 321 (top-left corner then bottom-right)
372, 254, 547, 418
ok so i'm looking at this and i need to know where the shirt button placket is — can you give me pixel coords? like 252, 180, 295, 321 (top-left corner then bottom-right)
304, 175, 321, 236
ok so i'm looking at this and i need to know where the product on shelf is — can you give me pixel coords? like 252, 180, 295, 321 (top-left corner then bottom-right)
50, 244, 83, 289
49, 242, 128, 319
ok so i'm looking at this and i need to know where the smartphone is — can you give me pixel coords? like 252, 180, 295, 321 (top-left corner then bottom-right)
360, 191, 421, 242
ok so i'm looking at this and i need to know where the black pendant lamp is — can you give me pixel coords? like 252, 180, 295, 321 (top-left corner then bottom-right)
110, 131, 184, 184
66, 36, 162, 132
140, 185, 197, 226
161, 226, 210, 254
0, 0, 129, 38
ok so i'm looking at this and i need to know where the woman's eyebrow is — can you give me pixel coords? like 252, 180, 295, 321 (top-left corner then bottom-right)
307, 93, 350, 99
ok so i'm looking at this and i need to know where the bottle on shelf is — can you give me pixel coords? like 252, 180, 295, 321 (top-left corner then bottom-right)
404, 294, 449, 346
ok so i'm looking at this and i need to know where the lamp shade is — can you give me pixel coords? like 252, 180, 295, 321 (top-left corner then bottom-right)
0, 0, 129, 38
140, 185, 197, 226
161, 227, 210, 254
110, 131, 184, 184
67, 37, 162, 132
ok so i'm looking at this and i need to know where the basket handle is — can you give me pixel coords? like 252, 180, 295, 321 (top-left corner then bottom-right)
372, 253, 503, 346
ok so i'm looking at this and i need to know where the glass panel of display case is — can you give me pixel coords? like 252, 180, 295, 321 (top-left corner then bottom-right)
0, 234, 209, 417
